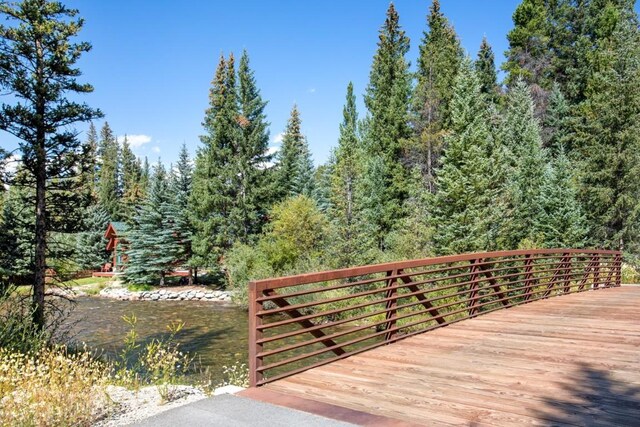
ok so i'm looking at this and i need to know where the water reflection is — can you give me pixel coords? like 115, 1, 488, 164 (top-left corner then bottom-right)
66, 297, 248, 377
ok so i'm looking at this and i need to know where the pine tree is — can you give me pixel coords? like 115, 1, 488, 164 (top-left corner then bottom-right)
499, 80, 548, 249
475, 37, 500, 103
0, 0, 102, 328
171, 144, 194, 284
236, 50, 273, 238
274, 105, 314, 198
83, 122, 99, 201
75, 205, 110, 270
542, 82, 569, 153
430, 58, 501, 255
0, 186, 34, 282
97, 122, 120, 219
191, 53, 242, 265
329, 82, 368, 266
570, 18, 640, 252
362, 3, 412, 247
120, 136, 144, 221
537, 147, 587, 248
125, 162, 180, 286
411, 0, 462, 192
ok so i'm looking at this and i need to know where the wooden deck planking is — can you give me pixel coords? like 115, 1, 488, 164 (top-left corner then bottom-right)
256, 287, 640, 426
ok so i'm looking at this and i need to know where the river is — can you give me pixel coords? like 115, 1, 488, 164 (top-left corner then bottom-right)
66, 297, 249, 379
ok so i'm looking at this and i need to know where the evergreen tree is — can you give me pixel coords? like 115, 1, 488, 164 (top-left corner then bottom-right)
499, 80, 547, 249
83, 122, 99, 201
274, 105, 314, 198
125, 162, 180, 286
411, 0, 462, 192
0, 0, 102, 328
542, 82, 569, 153
97, 122, 120, 219
363, 3, 412, 246
171, 144, 194, 284
430, 58, 501, 255
120, 136, 144, 221
191, 53, 241, 265
237, 50, 273, 238
537, 147, 587, 248
0, 186, 34, 282
75, 205, 110, 270
570, 18, 640, 252
475, 36, 500, 103
329, 83, 368, 267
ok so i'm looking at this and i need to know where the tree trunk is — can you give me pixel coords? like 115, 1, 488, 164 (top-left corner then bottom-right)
33, 39, 47, 331
159, 271, 165, 287
188, 267, 194, 286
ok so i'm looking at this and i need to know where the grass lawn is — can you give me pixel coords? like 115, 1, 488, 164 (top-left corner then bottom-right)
59, 276, 113, 295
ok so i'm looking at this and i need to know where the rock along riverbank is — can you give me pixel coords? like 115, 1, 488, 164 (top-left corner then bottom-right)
98, 286, 233, 302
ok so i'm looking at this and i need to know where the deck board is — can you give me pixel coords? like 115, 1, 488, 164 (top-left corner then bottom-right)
255, 286, 640, 426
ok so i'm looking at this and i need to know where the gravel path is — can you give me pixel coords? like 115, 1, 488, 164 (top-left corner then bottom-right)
93, 385, 207, 426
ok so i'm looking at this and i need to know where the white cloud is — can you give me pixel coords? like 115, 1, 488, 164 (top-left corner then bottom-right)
117, 134, 152, 148
308, 87, 316, 94
152, 146, 161, 153
266, 146, 279, 156
272, 132, 284, 144
3, 154, 21, 174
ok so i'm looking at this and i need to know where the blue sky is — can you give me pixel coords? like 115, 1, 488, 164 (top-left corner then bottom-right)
4, 1, 523, 166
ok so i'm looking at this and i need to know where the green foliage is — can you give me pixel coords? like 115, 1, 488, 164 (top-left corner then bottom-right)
0, 186, 34, 282
537, 148, 588, 248
499, 79, 547, 249
363, 3, 412, 242
97, 122, 121, 219
430, 58, 502, 255
75, 204, 110, 270
125, 163, 181, 286
542, 82, 570, 152
120, 137, 146, 221
274, 105, 315, 199
569, 18, 640, 252
410, 0, 462, 192
475, 37, 500, 103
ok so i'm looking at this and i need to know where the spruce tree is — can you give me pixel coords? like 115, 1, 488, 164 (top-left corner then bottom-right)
120, 136, 144, 221
75, 205, 110, 270
191, 53, 241, 265
328, 83, 369, 267
475, 36, 500, 103
542, 82, 569, 153
274, 105, 314, 198
0, 0, 102, 328
0, 186, 34, 282
171, 144, 194, 284
537, 147, 587, 248
84, 122, 99, 201
237, 50, 273, 238
499, 80, 547, 249
97, 122, 120, 219
430, 58, 500, 255
125, 162, 180, 286
411, 0, 462, 192
570, 18, 640, 252
362, 3, 412, 246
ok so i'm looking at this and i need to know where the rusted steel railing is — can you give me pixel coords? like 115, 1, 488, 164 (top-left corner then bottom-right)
248, 249, 622, 387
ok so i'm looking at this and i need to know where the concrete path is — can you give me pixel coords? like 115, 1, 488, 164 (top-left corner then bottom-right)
131, 394, 355, 427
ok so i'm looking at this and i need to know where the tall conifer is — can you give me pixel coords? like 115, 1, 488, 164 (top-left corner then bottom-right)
97, 122, 120, 219
475, 37, 499, 103
362, 3, 412, 247
274, 105, 314, 199
430, 58, 500, 255
411, 0, 462, 192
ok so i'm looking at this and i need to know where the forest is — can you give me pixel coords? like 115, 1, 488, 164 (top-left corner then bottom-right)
1, 0, 640, 311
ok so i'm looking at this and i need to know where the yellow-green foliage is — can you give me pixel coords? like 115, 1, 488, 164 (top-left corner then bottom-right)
621, 263, 640, 284
0, 347, 110, 427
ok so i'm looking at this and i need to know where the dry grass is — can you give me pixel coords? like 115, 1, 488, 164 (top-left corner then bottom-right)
0, 346, 112, 427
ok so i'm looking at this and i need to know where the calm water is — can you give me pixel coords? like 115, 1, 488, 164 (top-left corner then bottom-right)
66, 297, 249, 376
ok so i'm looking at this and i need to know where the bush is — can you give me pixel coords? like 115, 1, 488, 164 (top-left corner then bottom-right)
621, 263, 640, 284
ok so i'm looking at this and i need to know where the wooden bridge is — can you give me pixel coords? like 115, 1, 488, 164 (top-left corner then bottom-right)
241, 249, 640, 426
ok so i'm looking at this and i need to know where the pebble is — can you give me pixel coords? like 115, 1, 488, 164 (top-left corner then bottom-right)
99, 286, 233, 303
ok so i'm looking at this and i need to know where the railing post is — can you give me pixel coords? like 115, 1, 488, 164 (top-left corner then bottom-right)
468, 259, 481, 316
593, 254, 601, 289
615, 253, 622, 287
248, 281, 263, 387
562, 253, 572, 293
384, 269, 399, 342
523, 254, 535, 301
